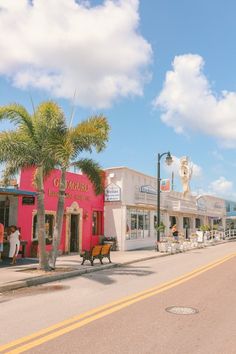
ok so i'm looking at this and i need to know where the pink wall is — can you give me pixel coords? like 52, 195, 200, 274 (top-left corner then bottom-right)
17, 168, 104, 256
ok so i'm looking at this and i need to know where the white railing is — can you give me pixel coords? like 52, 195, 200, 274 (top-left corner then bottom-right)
224, 229, 236, 239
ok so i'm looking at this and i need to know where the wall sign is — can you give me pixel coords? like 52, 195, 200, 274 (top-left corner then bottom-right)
105, 183, 121, 202
196, 196, 207, 211
22, 196, 35, 205
140, 185, 157, 195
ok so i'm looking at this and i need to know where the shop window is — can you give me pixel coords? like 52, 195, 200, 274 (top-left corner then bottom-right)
92, 211, 103, 235
0, 200, 10, 227
33, 214, 55, 240
183, 217, 190, 228
169, 216, 177, 228
127, 209, 150, 240
154, 215, 157, 228
195, 218, 201, 229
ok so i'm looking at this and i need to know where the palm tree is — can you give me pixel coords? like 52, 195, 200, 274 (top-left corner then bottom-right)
0, 101, 110, 270
47, 115, 110, 268
0, 102, 66, 270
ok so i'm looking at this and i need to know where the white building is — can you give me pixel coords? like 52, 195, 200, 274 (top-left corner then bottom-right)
104, 167, 226, 251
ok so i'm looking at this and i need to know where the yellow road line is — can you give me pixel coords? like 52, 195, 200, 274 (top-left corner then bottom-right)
1, 253, 235, 354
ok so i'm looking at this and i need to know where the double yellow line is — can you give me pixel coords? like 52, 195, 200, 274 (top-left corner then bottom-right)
1, 253, 235, 354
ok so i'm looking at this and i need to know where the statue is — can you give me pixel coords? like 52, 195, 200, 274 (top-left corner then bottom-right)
179, 156, 192, 196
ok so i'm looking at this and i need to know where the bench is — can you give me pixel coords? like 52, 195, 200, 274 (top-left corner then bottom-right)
80, 244, 112, 266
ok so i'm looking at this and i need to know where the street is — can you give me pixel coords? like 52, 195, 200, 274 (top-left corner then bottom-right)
1, 242, 236, 354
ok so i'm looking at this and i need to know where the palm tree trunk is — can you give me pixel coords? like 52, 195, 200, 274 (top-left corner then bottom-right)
37, 166, 50, 271
51, 168, 66, 268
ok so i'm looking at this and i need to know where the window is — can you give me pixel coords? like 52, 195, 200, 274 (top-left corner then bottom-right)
92, 211, 103, 235
226, 203, 230, 212
126, 209, 150, 240
183, 217, 190, 228
33, 214, 55, 240
154, 215, 157, 228
0, 200, 10, 227
169, 216, 177, 228
195, 218, 201, 228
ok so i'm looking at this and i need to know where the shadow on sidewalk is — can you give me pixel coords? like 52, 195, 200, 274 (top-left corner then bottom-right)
0, 258, 38, 268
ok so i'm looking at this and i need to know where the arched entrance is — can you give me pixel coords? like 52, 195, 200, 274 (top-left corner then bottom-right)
65, 202, 83, 253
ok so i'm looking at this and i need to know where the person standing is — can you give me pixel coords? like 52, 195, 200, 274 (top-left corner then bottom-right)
172, 224, 179, 241
0, 223, 4, 262
8, 225, 20, 265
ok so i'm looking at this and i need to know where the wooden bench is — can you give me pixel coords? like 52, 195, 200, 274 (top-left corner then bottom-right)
80, 244, 112, 266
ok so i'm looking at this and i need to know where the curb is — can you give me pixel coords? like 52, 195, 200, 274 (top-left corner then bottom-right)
0, 240, 232, 293
0, 253, 162, 293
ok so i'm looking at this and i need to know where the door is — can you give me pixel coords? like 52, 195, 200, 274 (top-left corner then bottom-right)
70, 214, 79, 252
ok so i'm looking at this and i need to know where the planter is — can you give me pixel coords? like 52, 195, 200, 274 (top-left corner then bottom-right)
158, 242, 168, 253
179, 243, 184, 252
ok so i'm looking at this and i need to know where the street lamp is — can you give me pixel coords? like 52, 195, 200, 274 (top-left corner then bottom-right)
156, 151, 173, 250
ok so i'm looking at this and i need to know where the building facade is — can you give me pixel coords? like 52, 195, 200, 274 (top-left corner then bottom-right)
225, 200, 236, 228
104, 167, 226, 251
4, 168, 104, 257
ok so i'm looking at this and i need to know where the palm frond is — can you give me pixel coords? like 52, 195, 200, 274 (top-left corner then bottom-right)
0, 104, 34, 137
71, 115, 110, 154
1, 163, 19, 186
0, 131, 39, 165
71, 159, 104, 195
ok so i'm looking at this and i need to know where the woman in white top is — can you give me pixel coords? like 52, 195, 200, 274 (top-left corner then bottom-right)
9, 225, 20, 264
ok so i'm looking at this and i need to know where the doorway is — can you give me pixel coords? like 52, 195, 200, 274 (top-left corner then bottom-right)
70, 214, 79, 252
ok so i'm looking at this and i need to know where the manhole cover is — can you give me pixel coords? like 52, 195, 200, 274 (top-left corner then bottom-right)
165, 306, 199, 315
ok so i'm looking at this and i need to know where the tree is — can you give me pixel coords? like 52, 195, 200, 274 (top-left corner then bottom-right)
0, 101, 66, 270
47, 115, 110, 268
0, 101, 110, 270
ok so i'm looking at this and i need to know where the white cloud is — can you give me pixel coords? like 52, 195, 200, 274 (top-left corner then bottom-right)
0, 0, 152, 108
154, 54, 236, 146
164, 155, 202, 179
209, 177, 233, 197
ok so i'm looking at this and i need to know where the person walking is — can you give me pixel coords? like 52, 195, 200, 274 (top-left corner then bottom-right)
8, 225, 20, 265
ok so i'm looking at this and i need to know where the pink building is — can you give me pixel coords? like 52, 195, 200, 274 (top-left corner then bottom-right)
17, 168, 104, 257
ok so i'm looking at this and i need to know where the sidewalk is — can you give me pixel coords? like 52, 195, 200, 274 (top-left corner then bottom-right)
0, 248, 162, 293
0, 240, 230, 293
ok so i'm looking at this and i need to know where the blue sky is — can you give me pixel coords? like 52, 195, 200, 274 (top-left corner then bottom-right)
0, 0, 236, 199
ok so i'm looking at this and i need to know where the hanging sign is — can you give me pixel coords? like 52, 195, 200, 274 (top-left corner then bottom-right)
105, 183, 121, 202
160, 179, 171, 192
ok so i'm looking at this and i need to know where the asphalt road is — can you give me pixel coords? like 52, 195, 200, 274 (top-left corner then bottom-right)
1, 242, 236, 354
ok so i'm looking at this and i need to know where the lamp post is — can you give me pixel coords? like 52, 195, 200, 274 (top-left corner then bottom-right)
156, 151, 173, 250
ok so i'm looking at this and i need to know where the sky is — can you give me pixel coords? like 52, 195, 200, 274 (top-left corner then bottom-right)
0, 0, 236, 200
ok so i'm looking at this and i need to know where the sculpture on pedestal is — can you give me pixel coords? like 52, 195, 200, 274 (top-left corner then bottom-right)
179, 156, 192, 197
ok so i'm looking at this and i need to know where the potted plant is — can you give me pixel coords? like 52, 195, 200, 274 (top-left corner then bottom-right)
156, 222, 167, 252
156, 221, 166, 237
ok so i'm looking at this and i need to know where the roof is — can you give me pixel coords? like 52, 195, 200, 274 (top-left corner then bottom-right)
0, 188, 36, 197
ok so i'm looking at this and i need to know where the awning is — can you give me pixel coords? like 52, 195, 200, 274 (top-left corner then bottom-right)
0, 188, 36, 197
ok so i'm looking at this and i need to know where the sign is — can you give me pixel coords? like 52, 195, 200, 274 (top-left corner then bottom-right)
140, 185, 157, 195
196, 196, 207, 211
53, 178, 88, 192
105, 183, 121, 202
22, 196, 35, 205
160, 179, 171, 192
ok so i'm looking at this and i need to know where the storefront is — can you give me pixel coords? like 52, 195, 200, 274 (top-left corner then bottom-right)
104, 167, 226, 251
15, 168, 104, 257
